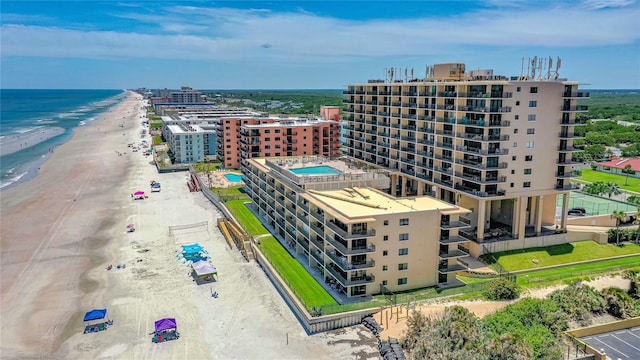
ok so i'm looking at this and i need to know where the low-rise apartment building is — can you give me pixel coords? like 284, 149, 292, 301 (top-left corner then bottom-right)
243, 156, 471, 297
343, 61, 588, 256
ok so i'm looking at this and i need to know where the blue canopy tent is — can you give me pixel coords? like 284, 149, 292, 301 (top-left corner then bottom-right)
83, 309, 112, 334
181, 243, 205, 254
84, 309, 107, 322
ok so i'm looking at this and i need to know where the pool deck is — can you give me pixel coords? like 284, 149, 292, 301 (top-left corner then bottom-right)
204, 170, 244, 188
276, 157, 367, 176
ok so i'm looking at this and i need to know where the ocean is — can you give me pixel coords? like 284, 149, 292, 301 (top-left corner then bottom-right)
0, 89, 127, 190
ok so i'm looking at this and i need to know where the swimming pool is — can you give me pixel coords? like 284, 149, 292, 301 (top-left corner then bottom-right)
289, 165, 342, 175
224, 173, 244, 182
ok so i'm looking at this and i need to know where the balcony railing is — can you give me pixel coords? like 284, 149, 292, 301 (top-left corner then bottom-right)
326, 250, 375, 271
440, 220, 472, 229
555, 183, 581, 190
310, 210, 324, 222
439, 249, 469, 259
310, 222, 324, 237
325, 234, 375, 255
438, 263, 467, 273
325, 265, 375, 286
326, 220, 376, 239
439, 235, 470, 245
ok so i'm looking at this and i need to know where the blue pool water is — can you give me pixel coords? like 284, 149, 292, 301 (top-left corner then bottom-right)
289, 165, 342, 175
224, 173, 244, 182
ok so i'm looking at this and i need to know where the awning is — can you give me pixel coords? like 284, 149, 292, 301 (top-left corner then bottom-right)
181, 243, 204, 254
192, 260, 217, 277
84, 309, 107, 322
134, 191, 145, 195
154, 318, 177, 332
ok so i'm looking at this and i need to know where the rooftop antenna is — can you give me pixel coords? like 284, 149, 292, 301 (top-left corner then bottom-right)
405, 68, 408, 82
390, 67, 394, 82
525, 57, 531, 80
547, 57, 553, 80
519, 57, 525, 80
554, 56, 562, 79
530, 56, 537, 79
411, 68, 414, 80
537, 57, 545, 80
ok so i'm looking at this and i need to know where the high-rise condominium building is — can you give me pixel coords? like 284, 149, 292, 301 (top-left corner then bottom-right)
343, 62, 588, 256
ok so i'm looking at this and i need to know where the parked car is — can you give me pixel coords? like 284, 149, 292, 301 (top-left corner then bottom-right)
568, 207, 586, 216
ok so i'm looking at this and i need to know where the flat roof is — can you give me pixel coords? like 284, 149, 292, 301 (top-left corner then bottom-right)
307, 186, 463, 219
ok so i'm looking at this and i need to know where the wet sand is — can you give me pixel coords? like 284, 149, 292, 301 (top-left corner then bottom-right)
0, 127, 65, 157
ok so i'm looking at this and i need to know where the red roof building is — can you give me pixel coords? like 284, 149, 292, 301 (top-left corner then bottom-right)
595, 158, 640, 177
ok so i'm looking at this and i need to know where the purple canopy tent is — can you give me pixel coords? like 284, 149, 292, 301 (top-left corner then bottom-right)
154, 318, 177, 332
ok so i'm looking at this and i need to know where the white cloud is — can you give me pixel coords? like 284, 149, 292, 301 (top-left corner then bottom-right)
1, 4, 638, 62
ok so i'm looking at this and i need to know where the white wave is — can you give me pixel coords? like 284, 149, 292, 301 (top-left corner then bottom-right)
0, 171, 28, 189
78, 121, 86, 126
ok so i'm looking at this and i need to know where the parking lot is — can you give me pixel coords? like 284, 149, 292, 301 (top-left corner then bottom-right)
580, 326, 640, 359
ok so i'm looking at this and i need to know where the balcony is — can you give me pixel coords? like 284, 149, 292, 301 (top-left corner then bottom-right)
326, 220, 376, 239
562, 91, 590, 98
439, 249, 469, 259
310, 250, 324, 265
326, 234, 375, 255
310, 222, 324, 237
455, 158, 508, 170
326, 250, 375, 271
559, 132, 584, 139
456, 187, 506, 198
439, 235, 470, 245
556, 183, 581, 190
440, 220, 472, 229
557, 158, 582, 165
558, 146, 584, 152
325, 265, 375, 286
297, 200, 309, 212
560, 118, 588, 125
310, 210, 324, 222
561, 105, 589, 112
456, 172, 507, 184
556, 172, 579, 178
438, 263, 467, 273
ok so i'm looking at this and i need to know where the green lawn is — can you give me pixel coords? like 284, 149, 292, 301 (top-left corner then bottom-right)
225, 200, 269, 236
192, 162, 222, 173
489, 241, 640, 272
578, 168, 640, 192
259, 236, 337, 308
517, 257, 640, 288
215, 185, 249, 199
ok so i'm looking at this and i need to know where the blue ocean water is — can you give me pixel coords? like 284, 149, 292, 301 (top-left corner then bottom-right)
0, 89, 127, 190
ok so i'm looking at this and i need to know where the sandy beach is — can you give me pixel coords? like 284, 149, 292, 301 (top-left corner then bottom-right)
0, 92, 379, 359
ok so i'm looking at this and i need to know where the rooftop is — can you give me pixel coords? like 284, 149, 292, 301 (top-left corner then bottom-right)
308, 186, 464, 219
596, 158, 640, 172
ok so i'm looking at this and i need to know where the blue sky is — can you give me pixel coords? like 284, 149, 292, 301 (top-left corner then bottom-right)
1, 1, 639, 89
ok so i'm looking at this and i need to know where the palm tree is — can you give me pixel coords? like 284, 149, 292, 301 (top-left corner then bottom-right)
628, 195, 640, 206
622, 164, 636, 186
604, 181, 622, 199
611, 210, 626, 245
634, 204, 640, 245
583, 182, 606, 196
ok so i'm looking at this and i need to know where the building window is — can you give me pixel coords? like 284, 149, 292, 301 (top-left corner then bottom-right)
511, 169, 515, 174
397, 278, 408, 285
265, 137, 270, 141
515, 101, 520, 106
383, 235, 389, 241
265, 130, 270, 133
398, 263, 408, 271
530, 87, 538, 93
382, 280, 388, 286
275, 129, 281, 133
383, 250, 388, 256
382, 265, 388, 271
265, 145, 270, 149
510, 182, 514, 188
516, 86, 521, 92
524, 168, 532, 175
529, 101, 537, 107
275, 145, 281, 149
399, 218, 409, 226
513, 129, 518, 134
523, 182, 531, 188
265, 153, 270, 157
527, 128, 535, 134
528, 114, 536, 121
383, 220, 389, 226
226, 151, 231, 154
525, 141, 534, 148
515, 115, 519, 120
226, 145, 231, 148
525, 155, 533, 161
399, 248, 408, 256
513, 142, 517, 147
512, 156, 517, 161
275, 137, 280, 141
399, 233, 409, 241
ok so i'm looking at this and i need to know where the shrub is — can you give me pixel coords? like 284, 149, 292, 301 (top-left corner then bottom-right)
483, 276, 520, 301
548, 282, 606, 326
625, 270, 640, 299
602, 287, 637, 318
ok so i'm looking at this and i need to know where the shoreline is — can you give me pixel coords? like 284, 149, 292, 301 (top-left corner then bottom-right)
0, 126, 66, 157
0, 91, 142, 357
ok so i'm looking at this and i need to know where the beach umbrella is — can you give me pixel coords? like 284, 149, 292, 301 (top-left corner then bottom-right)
134, 191, 145, 195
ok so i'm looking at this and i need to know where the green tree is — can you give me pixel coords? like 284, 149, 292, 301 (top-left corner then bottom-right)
622, 164, 636, 186
582, 182, 606, 196
628, 195, 640, 205
604, 181, 621, 198
611, 210, 626, 245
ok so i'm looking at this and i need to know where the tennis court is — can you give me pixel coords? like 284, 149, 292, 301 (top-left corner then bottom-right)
579, 326, 640, 360
557, 192, 637, 216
